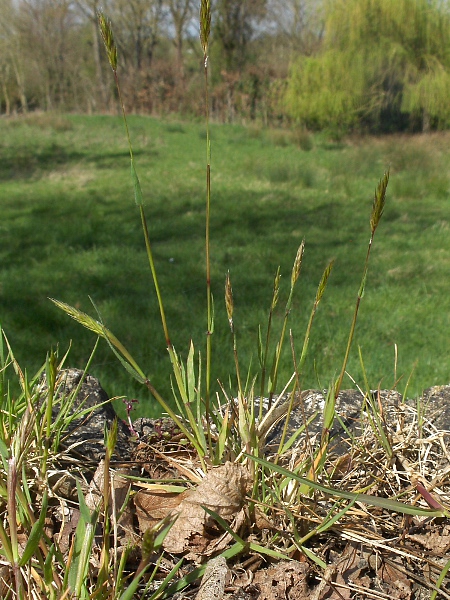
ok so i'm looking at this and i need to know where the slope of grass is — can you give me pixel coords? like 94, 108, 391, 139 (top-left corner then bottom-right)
0, 113, 449, 415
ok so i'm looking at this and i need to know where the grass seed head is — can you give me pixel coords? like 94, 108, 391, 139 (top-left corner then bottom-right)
371, 170, 389, 234
200, 0, 211, 56
316, 260, 334, 304
98, 12, 118, 72
271, 267, 281, 311
291, 240, 305, 288
50, 299, 105, 337
225, 271, 234, 330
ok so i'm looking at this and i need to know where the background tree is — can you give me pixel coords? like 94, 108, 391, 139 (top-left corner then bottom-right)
266, 0, 324, 58
0, 0, 28, 113
1, 0, 450, 131
286, 0, 450, 132
14, 0, 88, 111
165, 0, 196, 81
106, 0, 164, 111
212, 0, 267, 72
210, 0, 267, 121
74, 0, 112, 110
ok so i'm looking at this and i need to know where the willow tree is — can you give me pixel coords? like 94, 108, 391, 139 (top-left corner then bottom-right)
286, 0, 450, 132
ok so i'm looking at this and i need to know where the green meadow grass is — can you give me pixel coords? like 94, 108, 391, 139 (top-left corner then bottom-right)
0, 113, 449, 416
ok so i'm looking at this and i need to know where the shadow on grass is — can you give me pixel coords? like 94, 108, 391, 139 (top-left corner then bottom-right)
0, 182, 384, 407
0, 145, 153, 181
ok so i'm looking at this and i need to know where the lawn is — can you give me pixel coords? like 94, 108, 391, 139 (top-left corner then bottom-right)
0, 113, 448, 417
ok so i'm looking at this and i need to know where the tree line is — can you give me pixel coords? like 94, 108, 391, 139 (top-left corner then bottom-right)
1, 0, 449, 133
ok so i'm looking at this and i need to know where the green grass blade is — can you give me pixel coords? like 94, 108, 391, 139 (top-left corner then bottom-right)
246, 454, 447, 517
247, 542, 293, 561
0, 519, 14, 563
145, 557, 184, 600
431, 555, 450, 600
202, 506, 245, 545
19, 491, 48, 567
131, 160, 143, 206
163, 543, 243, 599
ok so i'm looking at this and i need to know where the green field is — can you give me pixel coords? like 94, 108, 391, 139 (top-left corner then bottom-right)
0, 113, 448, 416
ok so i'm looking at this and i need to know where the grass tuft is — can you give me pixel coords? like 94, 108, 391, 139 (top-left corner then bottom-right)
0, 8, 449, 596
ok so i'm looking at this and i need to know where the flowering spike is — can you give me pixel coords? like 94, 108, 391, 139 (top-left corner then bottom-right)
225, 271, 234, 331
200, 0, 211, 55
291, 240, 305, 288
98, 12, 118, 72
371, 170, 389, 234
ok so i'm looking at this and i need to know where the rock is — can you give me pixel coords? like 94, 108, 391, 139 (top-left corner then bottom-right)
40, 368, 450, 463
39, 368, 133, 462
264, 385, 450, 450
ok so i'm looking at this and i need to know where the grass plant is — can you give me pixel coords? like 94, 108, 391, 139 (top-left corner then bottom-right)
0, 2, 450, 598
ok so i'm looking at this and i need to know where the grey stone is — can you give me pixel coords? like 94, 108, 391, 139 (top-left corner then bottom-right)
41, 368, 450, 462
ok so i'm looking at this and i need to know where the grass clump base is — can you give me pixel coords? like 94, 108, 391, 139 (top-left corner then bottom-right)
1, 345, 450, 598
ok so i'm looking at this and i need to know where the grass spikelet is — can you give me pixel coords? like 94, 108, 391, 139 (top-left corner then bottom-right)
268, 240, 306, 403
316, 259, 334, 304
98, 12, 117, 73
335, 170, 389, 398
225, 270, 234, 331
200, 0, 211, 56
49, 298, 105, 337
271, 267, 281, 311
291, 239, 305, 288
371, 170, 389, 234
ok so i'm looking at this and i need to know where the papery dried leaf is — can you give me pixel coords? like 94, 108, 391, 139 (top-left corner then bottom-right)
134, 489, 187, 532
253, 561, 310, 600
375, 561, 412, 599
163, 462, 251, 555
85, 461, 130, 513
310, 563, 351, 600
314, 544, 368, 600
85, 460, 106, 511
84, 461, 137, 547
407, 532, 450, 556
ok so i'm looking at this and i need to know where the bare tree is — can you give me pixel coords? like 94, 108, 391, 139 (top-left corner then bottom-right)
13, 0, 85, 110
0, 0, 28, 113
211, 0, 267, 121
213, 0, 267, 72
165, 0, 196, 82
266, 0, 324, 57
74, 0, 111, 109
112, 0, 164, 71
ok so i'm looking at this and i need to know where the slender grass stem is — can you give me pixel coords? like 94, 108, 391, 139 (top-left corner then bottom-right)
139, 207, 171, 348
259, 267, 280, 417
200, 0, 213, 450
268, 241, 304, 407
335, 171, 389, 400
204, 41, 212, 430
99, 11, 173, 355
